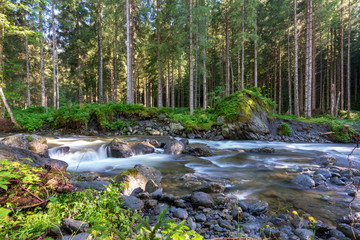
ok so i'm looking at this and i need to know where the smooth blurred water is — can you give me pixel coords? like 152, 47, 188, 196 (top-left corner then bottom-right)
48, 136, 360, 226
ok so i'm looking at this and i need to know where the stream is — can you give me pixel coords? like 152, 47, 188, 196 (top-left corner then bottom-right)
48, 136, 360, 227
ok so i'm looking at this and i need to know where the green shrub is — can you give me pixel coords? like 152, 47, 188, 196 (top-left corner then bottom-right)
278, 122, 292, 136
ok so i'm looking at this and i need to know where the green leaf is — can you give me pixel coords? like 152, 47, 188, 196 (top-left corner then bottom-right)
0, 207, 11, 218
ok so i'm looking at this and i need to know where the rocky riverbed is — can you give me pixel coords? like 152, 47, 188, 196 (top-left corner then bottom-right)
1, 133, 360, 239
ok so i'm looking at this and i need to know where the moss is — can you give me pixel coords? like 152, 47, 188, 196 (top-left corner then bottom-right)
27, 136, 33, 142
214, 87, 273, 122
120, 168, 139, 177
278, 122, 292, 136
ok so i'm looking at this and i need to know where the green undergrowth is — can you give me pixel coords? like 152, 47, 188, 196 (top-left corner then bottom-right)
9, 88, 271, 133
275, 112, 360, 142
278, 122, 292, 136
0, 159, 203, 240
214, 87, 274, 122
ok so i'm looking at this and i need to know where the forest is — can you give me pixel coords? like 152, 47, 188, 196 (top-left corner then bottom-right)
1, 0, 359, 117
1, 0, 360, 240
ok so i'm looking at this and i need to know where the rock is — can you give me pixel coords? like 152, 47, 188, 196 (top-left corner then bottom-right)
149, 130, 161, 136
191, 192, 214, 207
186, 217, 197, 231
52, 146, 70, 155
315, 221, 331, 234
145, 199, 158, 208
330, 177, 346, 185
0, 144, 68, 170
151, 189, 163, 200
61, 233, 91, 240
72, 181, 110, 191
195, 182, 226, 193
173, 208, 188, 219
330, 229, 348, 239
195, 213, 207, 222
263, 226, 280, 238
108, 139, 133, 158
183, 143, 213, 157
313, 174, 326, 186
249, 147, 275, 153
161, 193, 176, 203
131, 142, 155, 155
174, 199, 187, 208
169, 122, 184, 131
337, 212, 360, 224
164, 140, 184, 155
294, 229, 314, 240
114, 165, 162, 196
0, 134, 49, 157
73, 171, 99, 181
123, 196, 144, 210
145, 179, 160, 193
149, 139, 161, 148
314, 168, 332, 179
179, 138, 189, 146
242, 200, 268, 215
292, 174, 315, 188
218, 219, 234, 231
155, 203, 169, 214
316, 154, 337, 166
187, 133, 196, 139
231, 206, 244, 221
337, 223, 360, 239
341, 169, 360, 178
61, 218, 89, 233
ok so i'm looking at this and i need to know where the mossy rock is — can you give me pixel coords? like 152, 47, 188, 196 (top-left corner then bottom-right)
214, 87, 273, 122
120, 168, 139, 177
278, 122, 292, 136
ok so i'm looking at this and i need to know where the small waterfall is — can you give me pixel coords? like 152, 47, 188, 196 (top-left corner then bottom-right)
49, 144, 110, 162
98, 144, 110, 158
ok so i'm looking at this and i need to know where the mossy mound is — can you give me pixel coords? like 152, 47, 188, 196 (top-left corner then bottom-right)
278, 122, 293, 136
214, 87, 274, 122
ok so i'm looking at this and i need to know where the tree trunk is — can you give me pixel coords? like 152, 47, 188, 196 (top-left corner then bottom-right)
341, 0, 344, 110
254, 14, 258, 87
203, 22, 207, 110
172, 60, 175, 110
294, 0, 299, 116
157, 0, 162, 108
241, 0, 245, 90
113, 18, 118, 103
52, 0, 57, 108
288, 19, 292, 115
76, 17, 83, 107
225, 9, 230, 95
347, 0, 351, 117
279, 48, 282, 114
274, 50, 277, 112
98, 2, 103, 104
25, 36, 31, 107
326, 28, 330, 110
166, 61, 170, 107
39, 8, 46, 108
189, 0, 194, 115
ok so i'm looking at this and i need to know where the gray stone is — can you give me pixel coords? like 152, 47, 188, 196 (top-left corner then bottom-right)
61, 218, 89, 233
239, 200, 268, 215
145, 199, 158, 208
330, 229, 349, 239
294, 229, 314, 240
73, 171, 99, 181
145, 179, 160, 193
173, 208, 188, 219
337, 223, 360, 239
218, 219, 234, 231
186, 217, 197, 231
108, 139, 133, 158
341, 169, 360, 178
155, 203, 169, 214
61, 233, 91, 240
151, 189, 163, 200
183, 143, 213, 157
174, 199, 187, 208
131, 142, 155, 155
191, 192, 214, 207
330, 177, 346, 185
149, 139, 161, 148
169, 122, 184, 131
292, 174, 315, 188
314, 168, 332, 179
195, 182, 226, 193
195, 213, 207, 222
72, 181, 110, 191
316, 154, 337, 166
114, 165, 162, 196
123, 196, 144, 210
164, 140, 184, 155
0, 134, 49, 157
249, 147, 275, 153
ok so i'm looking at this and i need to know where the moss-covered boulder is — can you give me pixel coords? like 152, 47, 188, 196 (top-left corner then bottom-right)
215, 88, 272, 140
0, 134, 49, 157
108, 138, 133, 158
114, 164, 162, 196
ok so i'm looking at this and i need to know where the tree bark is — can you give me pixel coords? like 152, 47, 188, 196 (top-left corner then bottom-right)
39, 8, 46, 108
294, 0, 300, 117
278, 48, 282, 114
189, 0, 194, 115
52, 0, 57, 108
341, 0, 344, 110
347, 0, 351, 117
203, 19, 207, 110
76, 16, 83, 107
288, 18, 292, 115
157, 0, 162, 108
25, 36, 31, 107
171, 60, 175, 110
241, 0, 245, 90
98, 2, 103, 104
225, 7, 230, 95
166, 61, 170, 107
254, 13, 258, 88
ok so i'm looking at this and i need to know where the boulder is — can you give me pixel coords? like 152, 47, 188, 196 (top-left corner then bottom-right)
0, 134, 49, 157
239, 200, 268, 215
114, 165, 162, 196
337, 223, 360, 239
294, 229, 314, 240
72, 171, 99, 181
173, 208, 188, 219
131, 142, 155, 155
149, 139, 161, 148
108, 139, 133, 158
191, 192, 214, 207
314, 168, 332, 179
292, 174, 315, 188
316, 154, 337, 166
52, 146, 70, 155
164, 140, 185, 155
145, 179, 160, 193
249, 147, 275, 153
0, 144, 68, 171
123, 196, 144, 210
169, 122, 185, 132
195, 182, 226, 193
72, 181, 110, 191
61, 218, 89, 233
183, 143, 213, 157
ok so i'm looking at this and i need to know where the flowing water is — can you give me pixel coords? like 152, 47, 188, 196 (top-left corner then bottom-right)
48, 136, 360, 227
